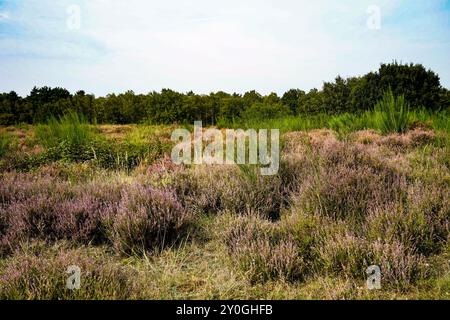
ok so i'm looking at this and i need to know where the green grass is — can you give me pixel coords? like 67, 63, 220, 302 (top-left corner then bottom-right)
35, 112, 94, 149
0, 132, 12, 158
374, 89, 410, 133
217, 114, 330, 133
218, 109, 449, 136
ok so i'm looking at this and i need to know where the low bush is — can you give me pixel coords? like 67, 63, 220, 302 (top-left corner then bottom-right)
105, 184, 191, 255
0, 173, 191, 256
0, 242, 137, 299
318, 234, 426, 287
225, 215, 305, 283
171, 165, 285, 220
366, 182, 450, 256
296, 141, 407, 223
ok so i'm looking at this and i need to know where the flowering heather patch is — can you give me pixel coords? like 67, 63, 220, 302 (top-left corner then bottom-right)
0, 180, 120, 255
318, 234, 426, 286
0, 242, 137, 299
295, 141, 407, 222
0, 172, 70, 205
168, 164, 286, 220
106, 183, 191, 255
225, 215, 305, 283
0, 172, 191, 256
0, 124, 449, 299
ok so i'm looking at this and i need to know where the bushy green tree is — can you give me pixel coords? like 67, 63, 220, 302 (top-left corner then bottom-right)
282, 89, 305, 115
378, 62, 441, 110
298, 89, 324, 114
242, 101, 291, 120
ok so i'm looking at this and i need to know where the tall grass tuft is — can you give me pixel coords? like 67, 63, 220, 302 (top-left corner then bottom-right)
36, 112, 93, 149
374, 89, 410, 134
35, 112, 99, 162
0, 132, 12, 158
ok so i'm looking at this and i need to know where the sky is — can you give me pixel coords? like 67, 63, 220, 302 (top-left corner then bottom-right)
0, 0, 449, 97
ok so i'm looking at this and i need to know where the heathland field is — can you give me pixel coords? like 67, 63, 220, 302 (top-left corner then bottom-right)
0, 108, 449, 299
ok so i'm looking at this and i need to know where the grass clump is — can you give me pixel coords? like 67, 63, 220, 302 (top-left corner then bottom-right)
374, 89, 410, 133
35, 113, 98, 162
0, 132, 12, 158
36, 113, 93, 149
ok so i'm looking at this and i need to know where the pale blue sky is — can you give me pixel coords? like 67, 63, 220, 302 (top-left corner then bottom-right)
0, 0, 449, 96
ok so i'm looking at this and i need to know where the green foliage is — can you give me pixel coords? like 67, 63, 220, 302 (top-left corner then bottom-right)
377, 62, 441, 110
327, 113, 360, 135
322, 76, 353, 114
36, 112, 93, 149
281, 89, 306, 115
0, 63, 445, 125
374, 89, 410, 133
241, 102, 292, 120
0, 132, 12, 158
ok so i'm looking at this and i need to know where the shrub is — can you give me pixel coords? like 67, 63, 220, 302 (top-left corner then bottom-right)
296, 141, 407, 223
374, 89, 410, 133
172, 165, 285, 220
0, 175, 122, 255
366, 182, 449, 256
318, 234, 426, 287
225, 215, 305, 283
0, 242, 136, 299
106, 184, 191, 255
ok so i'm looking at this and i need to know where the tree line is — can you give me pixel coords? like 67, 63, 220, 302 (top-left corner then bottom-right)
1, 62, 449, 125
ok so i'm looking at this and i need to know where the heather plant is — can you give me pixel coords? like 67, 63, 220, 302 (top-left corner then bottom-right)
225, 215, 306, 283
53, 193, 110, 244
172, 165, 285, 220
365, 182, 449, 256
106, 184, 191, 255
0, 175, 123, 255
296, 141, 407, 223
0, 195, 61, 255
317, 234, 426, 287
0, 242, 137, 299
